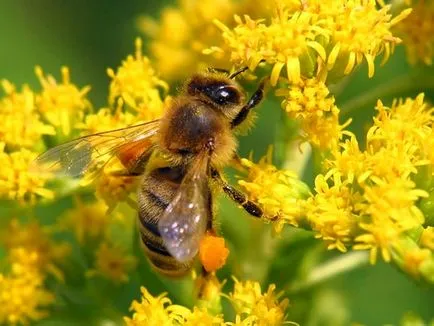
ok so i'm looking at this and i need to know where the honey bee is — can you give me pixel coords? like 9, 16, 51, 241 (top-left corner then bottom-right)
34, 67, 267, 277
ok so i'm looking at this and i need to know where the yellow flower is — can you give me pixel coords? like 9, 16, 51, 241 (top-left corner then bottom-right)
214, 6, 328, 85
0, 263, 54, 325
370, 94, 433, 167
305, 171, 361, 252
35, 66, 92, 137
213, 0, 409, 84
75, 104, 137, 136
195, 272, 225, 315
74, 102, 142, 210
225, 314, 258, 326
420, 227, 434, 250
400, 311, 434, 326
276, 78, 350, 149
87, 241, 137, 283
229, 278, 290, 326
107, 38, 168, 121
401, 247, 433, 279
184, 307, 224, 326
124, 287, 190, 326
0, 80, 55, 150
125, 280, 294, 325
237, 149, 310, 232
91, 160, 139, 212
0, 144, 54, 204
303, 93, 433, 281
60, 198, 109, 244
306, 0, 411, 79
393, 0, 434, 65
138, 0, 238, 80
2, 219, 71, 281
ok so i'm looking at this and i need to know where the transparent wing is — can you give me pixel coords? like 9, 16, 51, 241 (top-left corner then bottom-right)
31, 120, 160, 179
158, 153, 210, 262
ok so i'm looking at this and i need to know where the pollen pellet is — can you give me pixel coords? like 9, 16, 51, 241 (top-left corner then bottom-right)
199, 234, 229, 272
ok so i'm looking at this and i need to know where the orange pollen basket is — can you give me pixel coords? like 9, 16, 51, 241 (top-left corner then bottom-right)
199, 233, 230, 272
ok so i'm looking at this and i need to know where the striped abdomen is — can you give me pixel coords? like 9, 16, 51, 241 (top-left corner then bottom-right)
137, 166, 211, 277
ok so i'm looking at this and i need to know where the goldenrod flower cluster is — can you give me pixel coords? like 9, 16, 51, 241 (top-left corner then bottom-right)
124, 279, 290, 325
0, 39, 163, 323
239, 94, 434, 283
0, 219, 70, 324
393, 0, 434, 65
1, 0, 434, 324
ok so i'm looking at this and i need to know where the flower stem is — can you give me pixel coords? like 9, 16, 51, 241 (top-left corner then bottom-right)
340, 74, 434, 117
286, 251, 369, 294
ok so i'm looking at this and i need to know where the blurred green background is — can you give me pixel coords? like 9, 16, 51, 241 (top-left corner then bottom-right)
1, 1, 433, 325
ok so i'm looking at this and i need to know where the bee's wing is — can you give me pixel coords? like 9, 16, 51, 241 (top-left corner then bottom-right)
158, 153, 210, 262
31, 120, 160, 179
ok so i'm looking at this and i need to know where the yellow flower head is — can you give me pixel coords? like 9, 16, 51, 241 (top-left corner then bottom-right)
124, 287, 190, 326
0, 144, 54, 204
229, 278, 289, 326
35, 66, 92, 137
214, 0, 410, 84
307, 93, 433, 278
276, 78, 349, 149
369, 94, 433, 168
214, 6, 328, 85
393, 0, 434, 65
308, 0, 411, 79
125, 281, 294, 325
183, 307, 224, 326
2, 219, 71, 281
107, 38, 168, 121
195, 272, 225, 316
306, 171, 362, 252
87, 241, 137, 283
0, 266, 54, 326
139, 0, 237, 80
401, 247, 433, 279
420, 227, 434, 250
237, 149, 310, 232
75, 104, 137, 136
0, 80, 55, 150
94, 167, 139, 212
60, 198, 109, 244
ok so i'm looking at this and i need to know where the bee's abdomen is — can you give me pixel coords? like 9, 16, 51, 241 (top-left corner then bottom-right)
137, 167, 192, 277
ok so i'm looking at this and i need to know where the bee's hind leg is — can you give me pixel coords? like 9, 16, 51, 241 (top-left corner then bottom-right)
210, 168, 277, 220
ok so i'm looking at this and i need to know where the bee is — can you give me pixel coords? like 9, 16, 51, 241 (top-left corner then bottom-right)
33, 67, 267, 277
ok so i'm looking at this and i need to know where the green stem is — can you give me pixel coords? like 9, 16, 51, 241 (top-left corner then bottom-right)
340, 74, 434, 117
286, 251, 369, 294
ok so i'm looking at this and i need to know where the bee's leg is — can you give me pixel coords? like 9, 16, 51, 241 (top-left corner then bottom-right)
231, 78, 267, 128
211, 168, 275, 220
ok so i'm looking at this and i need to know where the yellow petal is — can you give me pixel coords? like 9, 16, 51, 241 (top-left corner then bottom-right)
270, 62, 285, 86
307, 41, 326, 61
364, 53, 375, 78
327, 43, 340, 70
344, 52, 356, 75
286, 57, 300, 83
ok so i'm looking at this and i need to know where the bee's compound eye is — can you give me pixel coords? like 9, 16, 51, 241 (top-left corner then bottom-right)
212, 86, 239, 105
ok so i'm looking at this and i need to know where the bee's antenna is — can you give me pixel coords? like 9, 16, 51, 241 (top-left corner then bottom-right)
229, 60, 266, 79
229, 67, 248, 79
207, 67, 230, 74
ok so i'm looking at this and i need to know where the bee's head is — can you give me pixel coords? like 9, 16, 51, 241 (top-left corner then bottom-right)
186, 70, 246, 119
